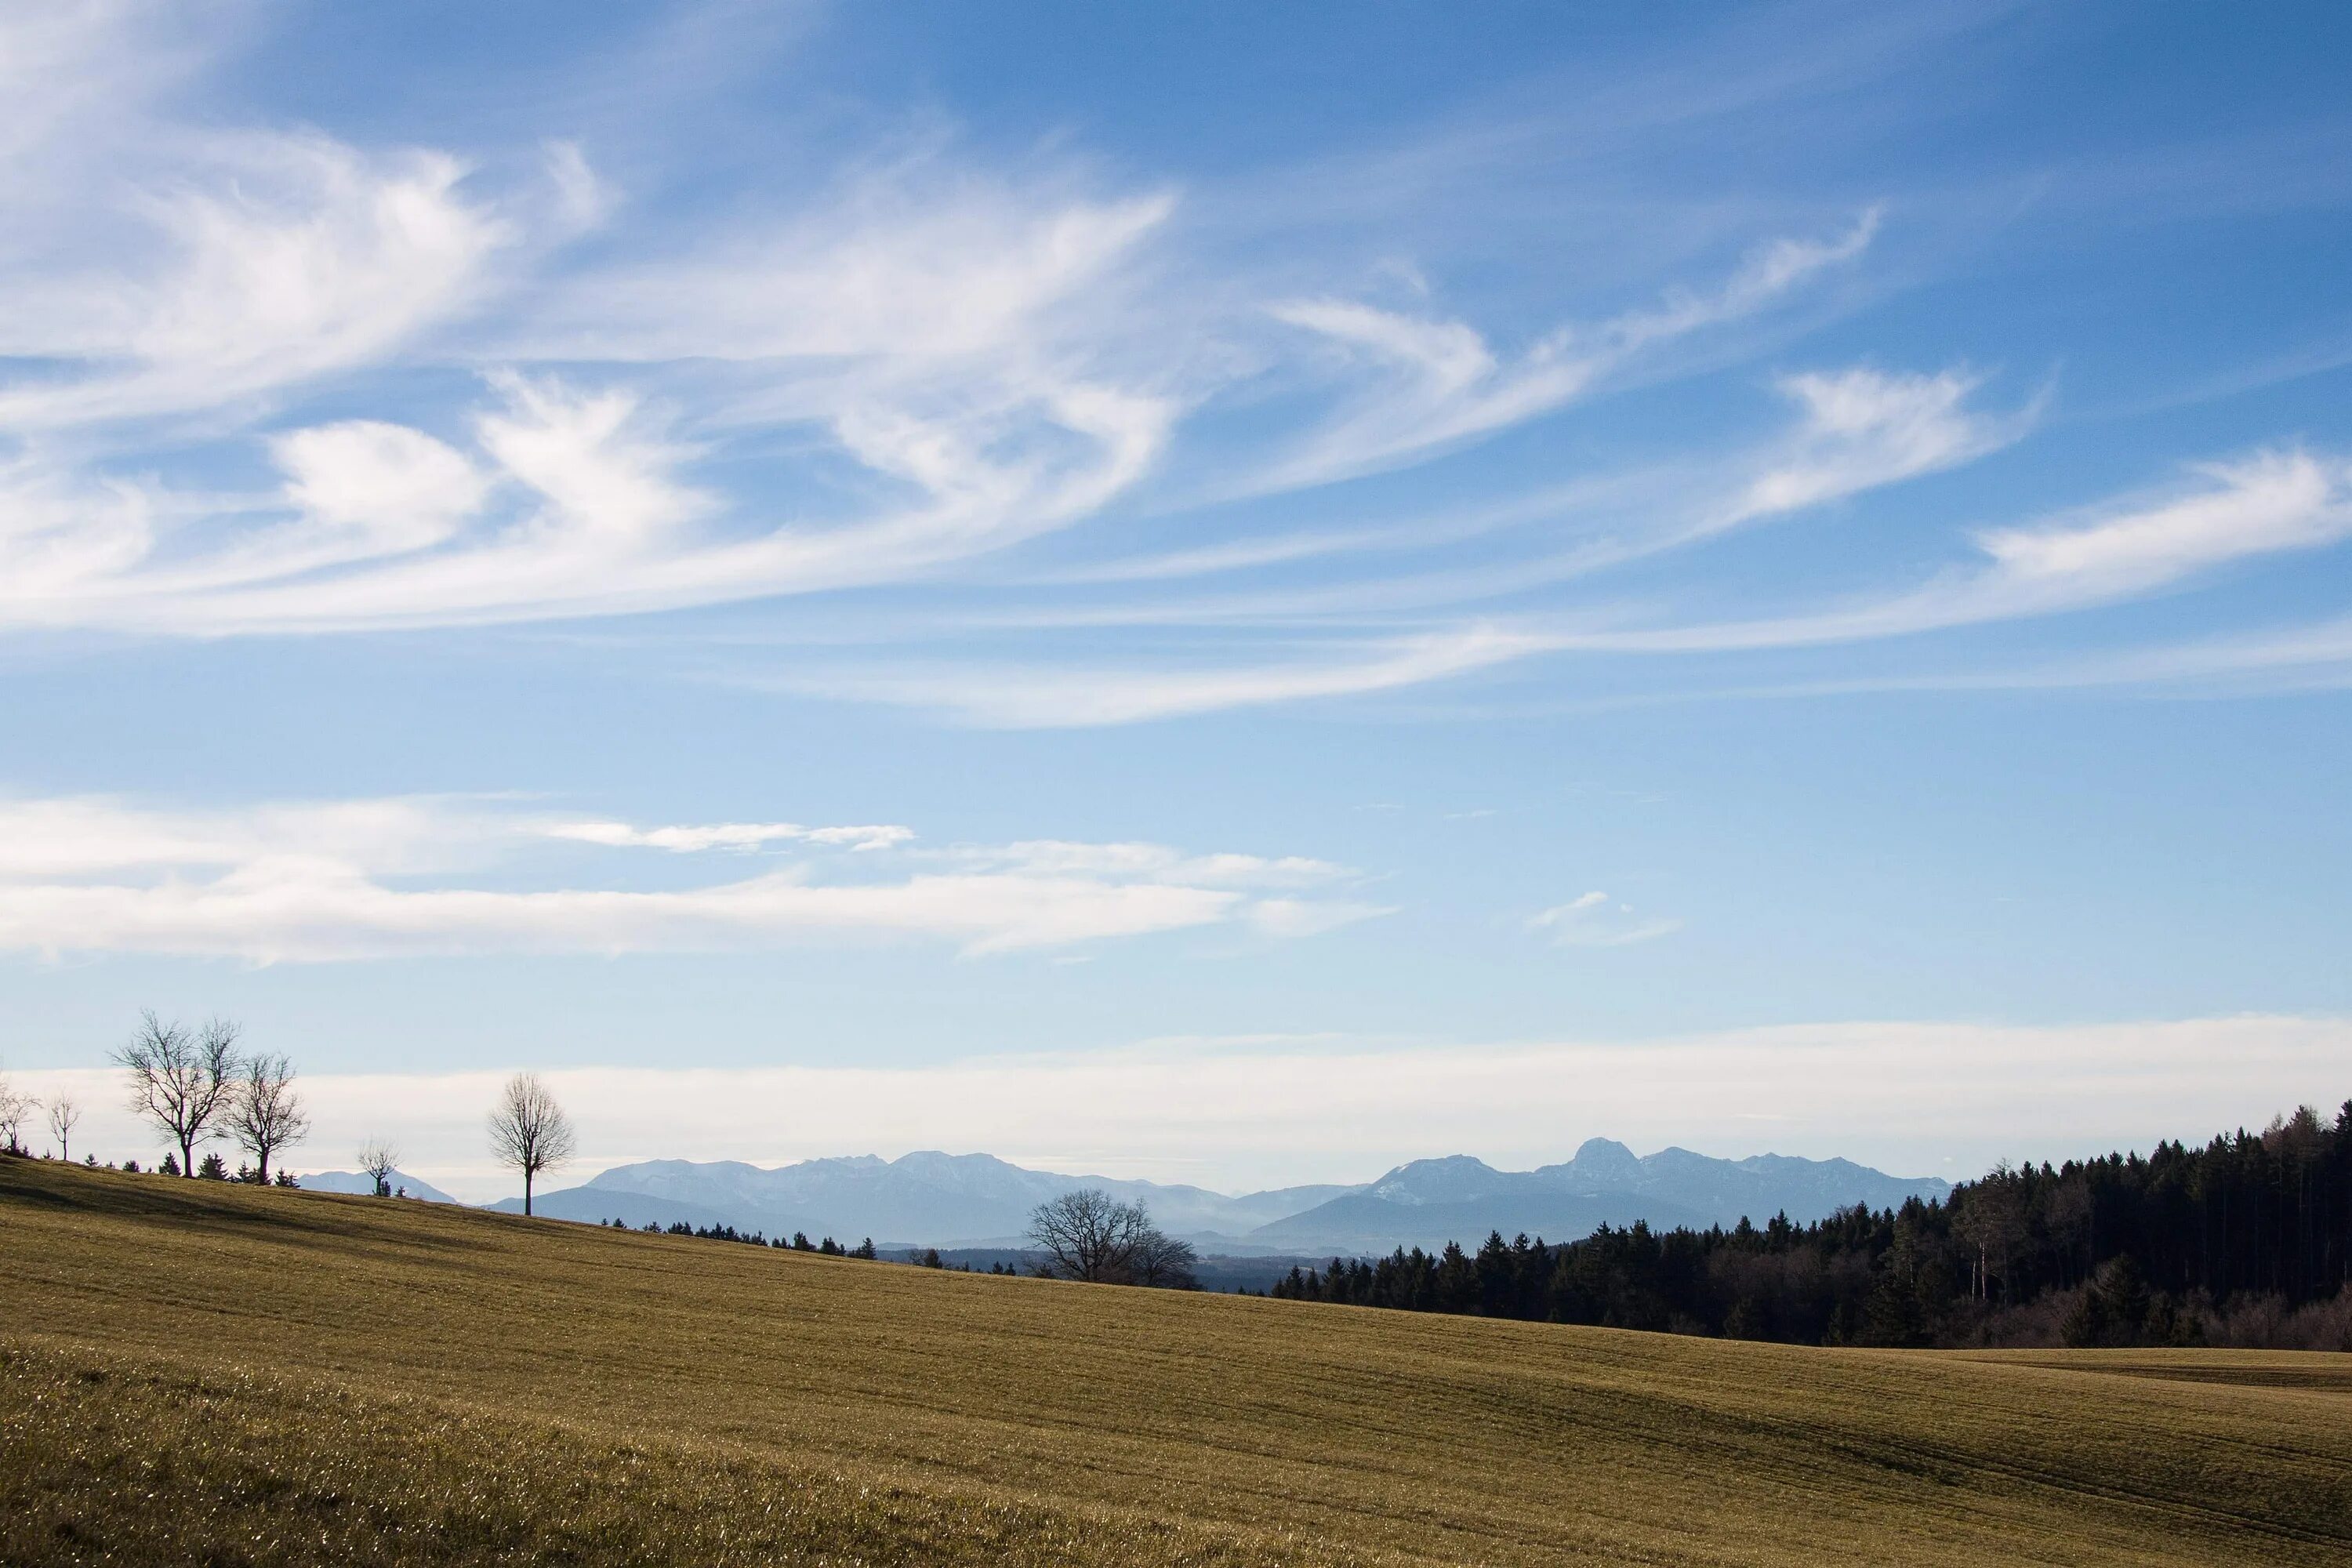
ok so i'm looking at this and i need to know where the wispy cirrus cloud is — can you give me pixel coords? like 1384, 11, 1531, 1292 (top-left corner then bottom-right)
1566, 446, 2352, 655
1253, 210, 1879, 495
548, 820, 914, 853
2, 4, 2343, 740
511, 180, 1177, 365
803, 624, 1555, 728
1711, 365, 2033, 532
1530, 891, 1682, 949
0, 794, 1381, 961
0, 136, 517, 429
792, 427, 2334, 725
1, 365, 1176, 632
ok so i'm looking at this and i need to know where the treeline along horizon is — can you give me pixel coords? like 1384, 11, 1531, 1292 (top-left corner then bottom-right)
1271, 1100, 2352, 1350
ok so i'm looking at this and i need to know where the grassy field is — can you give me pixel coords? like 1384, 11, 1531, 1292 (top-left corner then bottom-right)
5, 1156, 2351, 1566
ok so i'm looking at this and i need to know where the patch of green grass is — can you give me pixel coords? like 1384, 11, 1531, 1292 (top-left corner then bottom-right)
6, 1156, 2352, 1566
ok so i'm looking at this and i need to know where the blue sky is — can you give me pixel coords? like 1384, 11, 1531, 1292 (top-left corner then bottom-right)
4, 2, 2350, 1196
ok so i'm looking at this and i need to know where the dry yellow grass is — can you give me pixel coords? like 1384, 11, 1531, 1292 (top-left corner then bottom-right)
6, 1156, 2352, 1566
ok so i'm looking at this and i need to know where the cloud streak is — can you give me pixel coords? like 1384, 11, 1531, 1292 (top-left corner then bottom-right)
1530, 891, 1681, 948
1254, 210, 1879, 494
0, 796, 1381, 961
1564, 447, 2352, 655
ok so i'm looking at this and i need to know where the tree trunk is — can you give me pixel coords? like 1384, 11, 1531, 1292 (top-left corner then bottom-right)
180, 1136, 195, 1177
524, 1171, 533, 1217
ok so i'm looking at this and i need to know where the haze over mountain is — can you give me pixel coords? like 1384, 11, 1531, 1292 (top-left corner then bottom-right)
495, 1142, 1948, 1253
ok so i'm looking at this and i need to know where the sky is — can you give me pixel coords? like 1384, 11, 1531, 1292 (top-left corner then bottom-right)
3, 1, 2349, 1200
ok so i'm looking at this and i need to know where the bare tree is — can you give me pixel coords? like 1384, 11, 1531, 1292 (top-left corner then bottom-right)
2046, 1174, 2095, 1287
1130, 1227, 1201, 1290
1027, 1189, 1149, 1283
1953, 1163, 2029, 1304
0, 1069, 32, 1155
113, 1013, 241, 1177
357, 1138, 401, 1197
45, 1095, 82, 1162
224, 1053, 309, 1184
488, 1073, 575, 1215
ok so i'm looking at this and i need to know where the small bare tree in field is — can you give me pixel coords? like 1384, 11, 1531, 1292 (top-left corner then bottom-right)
45, 1095, 82, 1162
114, 1013, 240, 1177
357, 1138, 401, 1197
0, 1069, 33, 1155
225, 1054, 310, 1184
488, 1073, 575, 1216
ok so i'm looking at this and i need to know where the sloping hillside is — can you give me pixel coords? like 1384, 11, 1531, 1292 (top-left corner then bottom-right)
6, 1156, 2350, 1566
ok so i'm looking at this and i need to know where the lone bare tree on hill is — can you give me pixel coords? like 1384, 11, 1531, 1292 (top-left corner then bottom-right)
225, 1053, 310, 1183
488, 1073, 575, 1215
45, 1095, 82, 1162
1027, 1190, 1200, 1289
0, 1068, 34, 1155
357, 1138, 401, 1196
1026, 1189, 1135, 1281
114, 1013, 240, 1176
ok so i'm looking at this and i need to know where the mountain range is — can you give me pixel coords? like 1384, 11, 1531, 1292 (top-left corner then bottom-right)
487, 1141, 1949, 1254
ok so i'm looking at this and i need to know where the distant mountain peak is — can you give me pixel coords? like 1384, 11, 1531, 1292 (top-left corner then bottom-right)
1369, 1155, 1512, 1206
1570, 1137, 1640, 1174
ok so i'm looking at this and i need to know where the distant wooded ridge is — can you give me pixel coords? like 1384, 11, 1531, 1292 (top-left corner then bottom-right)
1272, 1099, 2352, 1352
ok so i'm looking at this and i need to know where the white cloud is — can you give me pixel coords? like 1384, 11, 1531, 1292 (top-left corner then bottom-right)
1975, 448, 2352, 599
267, 421, 489, 565
977, 357, 2030, 646
0, 133, 512, 426
1255, 210, 1878, 493
1613, 206, 1881, 348
960, 841, 1350, 887
516, 179, 1176, 362
540, 140, 611, 231
1530, 891, 1681, 948
476, 372, 710, 547
548, 820, 913, 853
1719, 365, 2028, 528
0, 796, 503, 880
6, 366, 1175, 633
0, 795, 1372, 961
815, 624, 1555, 727
1566, 447, 2352, 655
16, 1014, 2347, 1199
